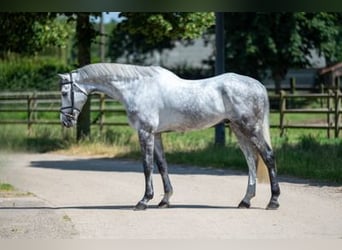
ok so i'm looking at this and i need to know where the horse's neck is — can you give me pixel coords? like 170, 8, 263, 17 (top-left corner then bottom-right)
82, 78, 135, 103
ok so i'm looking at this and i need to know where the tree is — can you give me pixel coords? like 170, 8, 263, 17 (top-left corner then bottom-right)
214, 13, 226, 145
209, 12, 342, 93
108, 12, 215, 63
0, 13, 70, 58
334, 13, 342, 62
63, 12, 101, 140
73, 13, 94, 140
0, 12, 101, 140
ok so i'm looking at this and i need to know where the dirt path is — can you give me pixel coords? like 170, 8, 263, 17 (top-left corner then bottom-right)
0, 153, 341, 239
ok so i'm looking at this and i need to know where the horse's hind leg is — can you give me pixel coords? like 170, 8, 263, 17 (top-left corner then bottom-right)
230, 125, 258, 208
154, 133, 173, 208
250, 132, 280, 210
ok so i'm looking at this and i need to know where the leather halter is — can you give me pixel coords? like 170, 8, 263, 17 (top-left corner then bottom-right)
60, 72, 87, 120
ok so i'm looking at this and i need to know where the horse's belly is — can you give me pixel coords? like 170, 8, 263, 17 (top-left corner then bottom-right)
157, 110, 224, 132
156, 92, 226, 132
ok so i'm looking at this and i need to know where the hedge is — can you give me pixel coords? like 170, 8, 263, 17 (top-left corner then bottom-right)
0, 57, 73, 91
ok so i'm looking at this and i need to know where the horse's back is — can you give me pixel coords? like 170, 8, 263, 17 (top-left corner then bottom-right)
219, 73, 266, 93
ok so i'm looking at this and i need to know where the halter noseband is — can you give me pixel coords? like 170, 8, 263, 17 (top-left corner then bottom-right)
60, 72, 87, 120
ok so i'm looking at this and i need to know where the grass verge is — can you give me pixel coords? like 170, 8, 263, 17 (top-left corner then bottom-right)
0, 182, 32, 198
0, 183, 15, 191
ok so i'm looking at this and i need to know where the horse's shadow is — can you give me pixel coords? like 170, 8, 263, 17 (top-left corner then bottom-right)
0, 204, 265, 211
29, 157, 244, 176
29, 157, 338, 187
13, 158, 251, 211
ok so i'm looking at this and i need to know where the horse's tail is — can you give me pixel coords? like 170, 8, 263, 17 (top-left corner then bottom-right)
256, 94, 271, 183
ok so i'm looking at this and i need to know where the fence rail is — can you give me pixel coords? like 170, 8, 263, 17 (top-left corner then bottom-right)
0, 92, 130, 132
269, 90, 341, 138
0, 90, 341, 138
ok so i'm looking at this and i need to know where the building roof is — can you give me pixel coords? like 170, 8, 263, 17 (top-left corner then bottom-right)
319, 62, 342, 76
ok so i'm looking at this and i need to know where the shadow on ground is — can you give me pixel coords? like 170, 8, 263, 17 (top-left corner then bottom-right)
29, 155, 340, 188
30, 157, 244, 177
0, 203, 245, 211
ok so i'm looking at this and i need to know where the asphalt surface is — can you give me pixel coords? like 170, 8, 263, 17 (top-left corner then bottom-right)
0, 153, 341, 239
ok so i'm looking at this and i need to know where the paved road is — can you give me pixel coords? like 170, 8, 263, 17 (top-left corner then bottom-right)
0, 153, 341, 239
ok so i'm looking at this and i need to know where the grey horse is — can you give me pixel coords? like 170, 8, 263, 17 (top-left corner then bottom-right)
58, 63, 280, 210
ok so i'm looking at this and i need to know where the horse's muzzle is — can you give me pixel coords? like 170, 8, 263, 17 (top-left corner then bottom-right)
61, 113, 76, 128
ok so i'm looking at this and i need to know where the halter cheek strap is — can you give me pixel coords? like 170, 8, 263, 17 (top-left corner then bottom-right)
60, 72, 88, 119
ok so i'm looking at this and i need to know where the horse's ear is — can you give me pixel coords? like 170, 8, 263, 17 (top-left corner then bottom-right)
57, 73, 67, 79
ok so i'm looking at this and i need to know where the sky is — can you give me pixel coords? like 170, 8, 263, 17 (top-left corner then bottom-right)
102, 12, 123, 23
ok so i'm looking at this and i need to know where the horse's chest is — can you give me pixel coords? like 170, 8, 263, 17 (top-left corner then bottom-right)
124, 97, 161, 131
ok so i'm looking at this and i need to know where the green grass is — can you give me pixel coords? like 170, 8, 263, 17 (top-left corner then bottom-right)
0, 183, 15, 191
275, 135, 342, 182
0, 124, 70, 153
0, 120, 341, 184
0, 182, 33, 197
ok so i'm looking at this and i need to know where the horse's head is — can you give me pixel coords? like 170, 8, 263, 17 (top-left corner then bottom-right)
58, 71, 88, 127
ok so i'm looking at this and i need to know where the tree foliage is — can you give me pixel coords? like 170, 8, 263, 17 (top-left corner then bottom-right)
55, 12, 101, 141
213, 12, 342, 92
108, 12, 215, 63
335, 13, 342, 62
0, 13, 72, 58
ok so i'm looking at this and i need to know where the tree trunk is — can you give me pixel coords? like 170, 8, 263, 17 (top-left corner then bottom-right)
273, 72, 284, 94
76, 13, 92, 141
214, 12, 226, 146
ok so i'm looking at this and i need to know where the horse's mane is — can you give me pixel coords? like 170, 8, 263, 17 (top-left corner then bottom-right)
77, 63, 166, 81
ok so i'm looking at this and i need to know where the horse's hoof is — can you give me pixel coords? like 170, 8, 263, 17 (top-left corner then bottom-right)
158, 200, 170, 208
134, 201, 148, 211
266, 201, 279, 210
238, 200, 251, 209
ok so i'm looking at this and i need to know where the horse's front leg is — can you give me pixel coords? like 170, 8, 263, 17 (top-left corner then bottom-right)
134, 129, 155, 210
154, 133, 173, 208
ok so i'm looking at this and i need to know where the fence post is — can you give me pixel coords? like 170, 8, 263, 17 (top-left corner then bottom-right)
28, 92, 38, 135
320, 83, 325, 108
99, 94, 105, 133
288, 77, 296, 109
27, 94, 33, 135
335, 89, 341, 138
327, 90, 333, 138
335, 77, 341, 138
280, 90, 286, 137
27, 94, 31, 134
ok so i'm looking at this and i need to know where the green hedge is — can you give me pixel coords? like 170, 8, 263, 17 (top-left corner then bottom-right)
0, 57, 73, 91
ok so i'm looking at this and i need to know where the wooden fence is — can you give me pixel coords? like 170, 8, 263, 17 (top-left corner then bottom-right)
0, 90, 341, 138
0, 92, 129, 132
269, 89, 341, 138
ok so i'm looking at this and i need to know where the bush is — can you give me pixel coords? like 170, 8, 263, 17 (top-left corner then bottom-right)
0, 56, 73, 91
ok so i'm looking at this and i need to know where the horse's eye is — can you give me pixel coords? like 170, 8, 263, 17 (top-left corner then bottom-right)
62, 91, 68, 97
